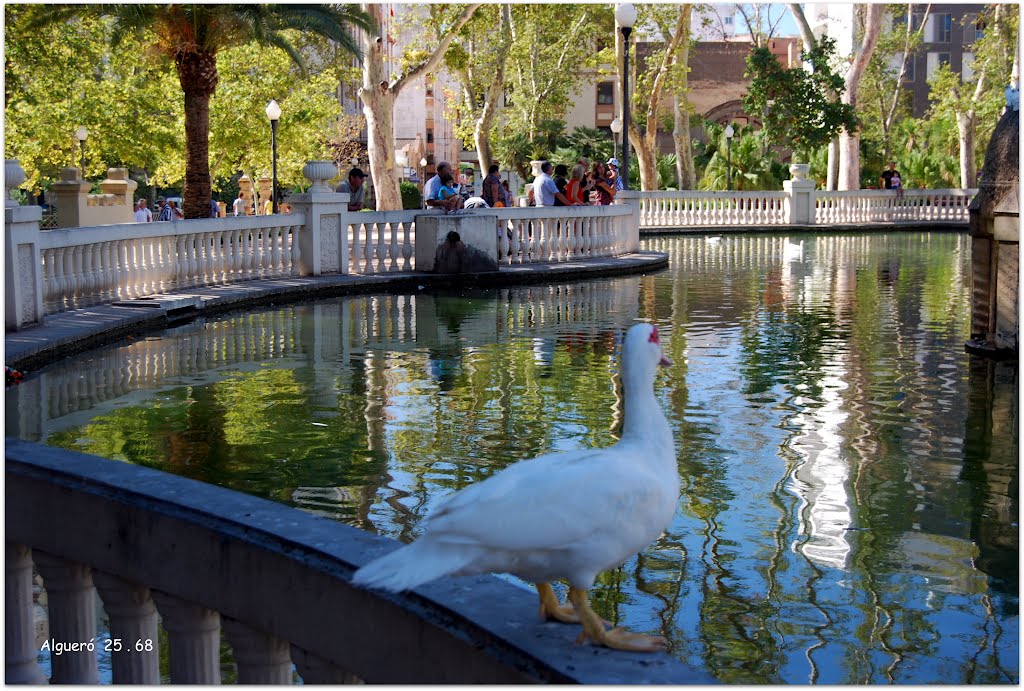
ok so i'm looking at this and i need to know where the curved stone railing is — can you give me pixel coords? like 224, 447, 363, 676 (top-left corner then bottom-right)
5, 438, 708, 685
36, 215, 304, 315
635, 187, 977, 228
814, 188, 976, 224
639, 190, 789, 228
342, 203, 637, 275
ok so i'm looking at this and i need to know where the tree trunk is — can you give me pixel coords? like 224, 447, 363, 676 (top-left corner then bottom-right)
673, 6, 695, 190
633, 136, 659, 191
473, 4, 511, 173
958, 112, 976, 187
838, 4, 883, 190
826, 139, 839, 189
360, 3, 480, 210
673, 95, 695, 189
177, 51, 218, 219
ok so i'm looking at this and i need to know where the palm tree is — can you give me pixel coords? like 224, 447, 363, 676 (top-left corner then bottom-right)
20, 4, 372, 218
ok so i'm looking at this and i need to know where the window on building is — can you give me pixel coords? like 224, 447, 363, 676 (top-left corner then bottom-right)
426, 86, 434, 98
938, 52, 950, 67
596, 82, 614, 106
911, 12, 924, 32
903, 57, 916, 82
724, 15, 733, 25
934, 13, 951, 42
426, 128, 434, 144
963, 52, 975, 81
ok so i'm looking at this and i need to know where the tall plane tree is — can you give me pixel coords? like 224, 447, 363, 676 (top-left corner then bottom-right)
20, 4, 372, 218
359, 3, 479, 210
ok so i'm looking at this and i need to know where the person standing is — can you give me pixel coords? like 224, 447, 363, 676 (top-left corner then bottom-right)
156, 196, 173, 221
168, 200, 184, 219
210, 196, 220, 218
335, 167, 367, 211
589, 162, 616, 205
552, 164, 569, 206
232, 192, 247, 216
482, 164, 503, 208
533, 161, 579, 207
134, 198, 152, 223
879, 161, 901, 190
607, 158, 625, 192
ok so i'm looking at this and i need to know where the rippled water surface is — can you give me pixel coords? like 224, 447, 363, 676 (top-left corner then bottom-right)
10, 232, 1017, 684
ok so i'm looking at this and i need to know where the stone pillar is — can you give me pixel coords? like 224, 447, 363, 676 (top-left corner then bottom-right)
291, 160, 350, 276
49, 167, 91, 229
615, 190, 642, 252
415, 214, 498, 272
33, 552, 99, 684
6, 544, 48, 684
783, 164, 815, 225
6, 158, 26, 208
5, 165, 44, 329
291, 646, 362, 684
99, 168, 138, 223
238, 174, 255, 216
257, 175, 272, 215
92, 572, 160, 684
151, 591, 221, 684
222, 618, 292, 684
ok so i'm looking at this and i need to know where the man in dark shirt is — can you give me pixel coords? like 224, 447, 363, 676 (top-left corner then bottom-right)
552, 164, 569, 206
879, 161, 901, 189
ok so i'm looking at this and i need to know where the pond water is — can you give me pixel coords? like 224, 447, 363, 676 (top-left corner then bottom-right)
9, 232, 1018, 684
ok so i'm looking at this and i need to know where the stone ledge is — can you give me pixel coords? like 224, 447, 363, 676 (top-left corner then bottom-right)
6, 438, 714, 685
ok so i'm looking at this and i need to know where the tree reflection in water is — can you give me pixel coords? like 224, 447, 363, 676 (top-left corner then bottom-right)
11, 232, 1017, 684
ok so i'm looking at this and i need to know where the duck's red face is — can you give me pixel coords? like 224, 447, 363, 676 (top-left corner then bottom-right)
647, 325, 673, 367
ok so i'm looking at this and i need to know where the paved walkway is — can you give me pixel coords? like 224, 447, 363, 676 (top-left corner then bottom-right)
5, 252, 667, 371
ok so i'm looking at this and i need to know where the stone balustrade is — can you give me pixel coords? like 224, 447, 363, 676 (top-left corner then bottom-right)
5, 438, 708, 685
638, 186, 977, 228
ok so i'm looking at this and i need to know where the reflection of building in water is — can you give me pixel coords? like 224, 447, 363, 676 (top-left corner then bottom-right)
789, 367, 852, 569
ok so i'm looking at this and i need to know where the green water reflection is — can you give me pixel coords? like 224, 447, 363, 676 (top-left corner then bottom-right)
11, 232, 1017, 684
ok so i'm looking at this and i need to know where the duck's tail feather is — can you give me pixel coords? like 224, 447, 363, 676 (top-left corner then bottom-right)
351, 539, 475, 592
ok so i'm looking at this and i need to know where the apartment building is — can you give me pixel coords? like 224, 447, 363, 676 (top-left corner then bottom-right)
805, 3, 990, 117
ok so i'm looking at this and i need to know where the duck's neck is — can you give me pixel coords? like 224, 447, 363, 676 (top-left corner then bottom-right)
620, 378, 672, 449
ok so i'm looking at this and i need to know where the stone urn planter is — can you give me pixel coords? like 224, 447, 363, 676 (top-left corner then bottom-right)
789, 163, 810, 181
530, 160, 546, 178
6, 159, 26, 207
302, 160, 340, 194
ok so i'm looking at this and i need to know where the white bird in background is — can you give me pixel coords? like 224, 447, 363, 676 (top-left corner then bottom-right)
705, 234, 723, 245
783, 238, 804, 261
353, 322, 679, 652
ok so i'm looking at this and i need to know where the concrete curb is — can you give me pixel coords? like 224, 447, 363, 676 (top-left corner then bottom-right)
5, 252, 668, 372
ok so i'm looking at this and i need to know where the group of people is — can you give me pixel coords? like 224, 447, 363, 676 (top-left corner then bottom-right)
133, 196, 184, 223
528, 157, 624, 207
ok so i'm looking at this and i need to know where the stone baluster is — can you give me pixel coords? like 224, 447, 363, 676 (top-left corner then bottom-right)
151, 591, 220, 684
6, 543, 48, 684
33, 552, 99, 684
221, 617, 292, 684
92, 572, 159, 684
291, 647, 362, 684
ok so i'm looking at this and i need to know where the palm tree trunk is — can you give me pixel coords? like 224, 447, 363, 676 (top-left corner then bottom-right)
177, 51, 217, 219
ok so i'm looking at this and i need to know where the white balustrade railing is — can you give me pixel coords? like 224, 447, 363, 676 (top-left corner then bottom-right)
636, 187, 976, 228
346, 210, 418, 274
639, 190, 789, 227
814, 188, 977, 224
342, 205, 636, 274
493, 204, 635, 265
36, 214, 304, 315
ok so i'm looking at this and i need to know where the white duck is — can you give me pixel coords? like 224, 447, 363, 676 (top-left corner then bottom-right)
353, 322, 679, 652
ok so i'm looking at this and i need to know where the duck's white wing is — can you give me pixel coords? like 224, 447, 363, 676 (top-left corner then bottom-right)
421, 446, 663, 552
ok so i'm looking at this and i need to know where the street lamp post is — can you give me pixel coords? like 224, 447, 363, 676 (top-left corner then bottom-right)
420, 157, 428, 192
610, 116, 622, 161
75, 126, 88, 173
615, 3, 636, 191
724, 123, 735, 191
265, 100, 282, 214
